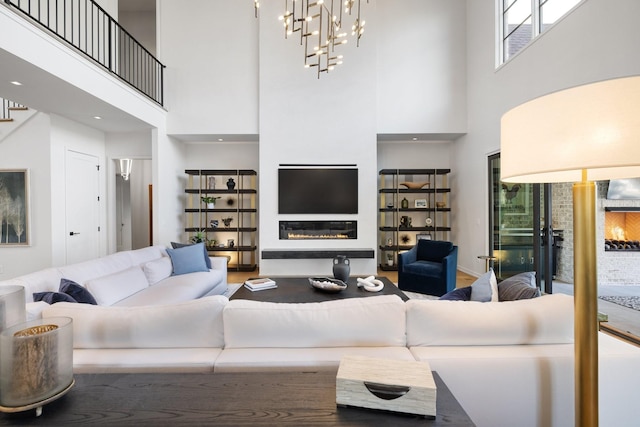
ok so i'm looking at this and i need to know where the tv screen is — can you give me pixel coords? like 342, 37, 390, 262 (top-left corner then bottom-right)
278, 168, 358, 214
607, 178, 640, 199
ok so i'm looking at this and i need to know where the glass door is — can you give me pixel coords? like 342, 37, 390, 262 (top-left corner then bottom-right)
489, 154, 555, 291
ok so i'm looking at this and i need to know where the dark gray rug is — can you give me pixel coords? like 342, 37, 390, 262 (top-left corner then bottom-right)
599, 295, 640, 311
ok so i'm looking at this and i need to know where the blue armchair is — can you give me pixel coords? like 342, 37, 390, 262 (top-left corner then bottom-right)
397, 240, 458, 296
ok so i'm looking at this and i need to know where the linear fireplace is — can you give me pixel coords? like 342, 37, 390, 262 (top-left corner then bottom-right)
279, 221, 357, 240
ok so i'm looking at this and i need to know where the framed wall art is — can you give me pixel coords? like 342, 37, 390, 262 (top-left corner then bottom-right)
0, 169, 30, 246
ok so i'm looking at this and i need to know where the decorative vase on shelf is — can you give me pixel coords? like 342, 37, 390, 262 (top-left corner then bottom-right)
207, 203, 215, 209
227, 178, 236, 190
332, 255, 350, 282
401, 197, 409, 209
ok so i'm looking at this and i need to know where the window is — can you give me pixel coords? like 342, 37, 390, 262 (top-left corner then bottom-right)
498, 0, 582, 64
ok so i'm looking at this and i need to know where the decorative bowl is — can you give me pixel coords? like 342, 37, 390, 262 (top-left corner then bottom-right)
436, 201, 446, 208
400, 181, 430, 190
308, 277, 348, 293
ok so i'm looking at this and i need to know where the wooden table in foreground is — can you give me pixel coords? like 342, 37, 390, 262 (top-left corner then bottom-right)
231, 276, 409, 303
0, 371, 474, 426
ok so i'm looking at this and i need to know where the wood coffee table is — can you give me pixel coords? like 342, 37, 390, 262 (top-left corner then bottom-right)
230, 276, 409, 303
0, 371, 474, 426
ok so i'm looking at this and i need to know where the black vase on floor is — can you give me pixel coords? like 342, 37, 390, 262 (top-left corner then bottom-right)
332, 255, 350, 282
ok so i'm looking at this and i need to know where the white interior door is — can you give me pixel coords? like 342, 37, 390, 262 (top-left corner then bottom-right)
66, 150, 100, 264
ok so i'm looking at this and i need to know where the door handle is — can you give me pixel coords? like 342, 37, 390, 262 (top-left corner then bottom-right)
69, 232, 80, 236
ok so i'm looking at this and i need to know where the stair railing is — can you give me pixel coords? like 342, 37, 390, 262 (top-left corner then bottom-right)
1, 98, 25, 121
4, 0, 165, 106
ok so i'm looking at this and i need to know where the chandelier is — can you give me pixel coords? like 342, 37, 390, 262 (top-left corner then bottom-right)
254, 0, 368, 78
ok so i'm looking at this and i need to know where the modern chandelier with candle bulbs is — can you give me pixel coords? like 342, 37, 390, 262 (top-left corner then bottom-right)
254, 0, 369, 78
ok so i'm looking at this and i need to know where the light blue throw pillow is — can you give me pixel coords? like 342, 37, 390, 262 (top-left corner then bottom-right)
470, 268, 498, 302
166, 242, 209, 276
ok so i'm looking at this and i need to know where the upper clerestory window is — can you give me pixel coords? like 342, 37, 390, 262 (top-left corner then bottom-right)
498, 0, 583, 65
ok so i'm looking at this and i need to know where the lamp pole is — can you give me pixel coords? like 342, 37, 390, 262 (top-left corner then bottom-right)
573, 176, 598, 427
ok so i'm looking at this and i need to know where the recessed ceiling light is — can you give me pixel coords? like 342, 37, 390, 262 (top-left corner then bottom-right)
10, 81, 22, 86
412, 137, 418, 141
218, 138, 224, 142
93, 116, 102, 120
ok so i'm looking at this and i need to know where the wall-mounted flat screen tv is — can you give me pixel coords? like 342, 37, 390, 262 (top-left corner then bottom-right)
278, 168, 358, 214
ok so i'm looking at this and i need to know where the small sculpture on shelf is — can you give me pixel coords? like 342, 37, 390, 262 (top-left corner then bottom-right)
222, 217, 233, 228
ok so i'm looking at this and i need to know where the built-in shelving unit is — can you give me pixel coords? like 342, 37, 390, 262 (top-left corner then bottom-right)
184, 169, 257, 271
378, 169, 451, 271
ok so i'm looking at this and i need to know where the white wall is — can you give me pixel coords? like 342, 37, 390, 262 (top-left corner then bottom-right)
0, 113, 53, 278
457, 0, 640, 277
158, 0, 259, 135
49, 114, 108, 266
152, 128, 186, 245
105, 130, 153, 252
377, 0, 467, 134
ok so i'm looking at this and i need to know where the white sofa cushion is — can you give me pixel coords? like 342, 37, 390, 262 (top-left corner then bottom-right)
127, 245, 167, 266
113, 270, 226, 307
142, 256, 173, 285
84, 266, 149, 306
58, 251, 133, 285
72, 348, 221, 373
406, 293, 574, 346
10, 269, 62, 303
214, 347, 415, 372
42, 295, 227, 348
223, 295, 407, 348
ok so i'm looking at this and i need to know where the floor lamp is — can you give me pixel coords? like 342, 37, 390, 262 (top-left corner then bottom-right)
500, 75, 640, 427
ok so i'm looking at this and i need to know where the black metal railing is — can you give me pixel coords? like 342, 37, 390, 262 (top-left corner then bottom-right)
4, 0, 165, 106
1, 98, 25, 120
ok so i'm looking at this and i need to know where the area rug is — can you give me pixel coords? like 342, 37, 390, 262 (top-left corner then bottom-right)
599, 295, 640, 312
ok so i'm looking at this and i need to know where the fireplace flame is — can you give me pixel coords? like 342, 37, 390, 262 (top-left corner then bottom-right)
612, 226, 625, 241
287, 233, 350, 240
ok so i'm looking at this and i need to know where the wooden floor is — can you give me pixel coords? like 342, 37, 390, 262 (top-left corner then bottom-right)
228, 268, 477, 288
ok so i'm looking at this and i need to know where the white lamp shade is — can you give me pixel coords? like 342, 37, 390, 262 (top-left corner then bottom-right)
501, 75, 640, 183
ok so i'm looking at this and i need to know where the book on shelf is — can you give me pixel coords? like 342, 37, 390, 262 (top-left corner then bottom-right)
244, 278, 277, 291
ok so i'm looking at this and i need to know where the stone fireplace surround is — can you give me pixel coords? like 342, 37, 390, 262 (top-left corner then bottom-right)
553, 183, 640, 286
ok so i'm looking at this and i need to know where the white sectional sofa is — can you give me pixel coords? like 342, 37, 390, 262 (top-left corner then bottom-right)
0, 245, 228, 318
33, 292, 640, 427
3, 256, 640, 427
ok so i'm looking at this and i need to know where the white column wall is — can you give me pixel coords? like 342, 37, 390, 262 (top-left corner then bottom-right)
257, 0, 378, 276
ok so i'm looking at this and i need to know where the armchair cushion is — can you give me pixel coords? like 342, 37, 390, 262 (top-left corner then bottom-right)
417, 240, 453, 262
404, 260, 443, 277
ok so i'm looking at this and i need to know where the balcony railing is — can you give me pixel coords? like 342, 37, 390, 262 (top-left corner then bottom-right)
4, 0, 165, 106
1, 98, 25, 120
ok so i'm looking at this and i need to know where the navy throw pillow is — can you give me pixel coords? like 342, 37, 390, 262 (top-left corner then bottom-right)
439, 286, 472, 301
59, 278, 98, 305
171, 241, 212, 269
33, 292, 78, 304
